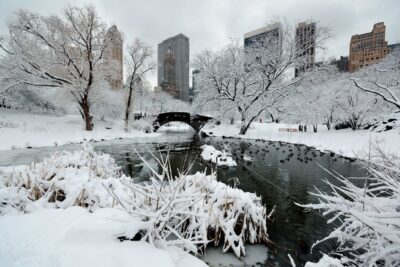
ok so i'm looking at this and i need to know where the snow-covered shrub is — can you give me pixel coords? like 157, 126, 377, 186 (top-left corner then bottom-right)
0, 86, 66, 114
0, 143, 130, 214
299, 150, 400, 266
109, 153, 273, 257
130, 116, 155, 133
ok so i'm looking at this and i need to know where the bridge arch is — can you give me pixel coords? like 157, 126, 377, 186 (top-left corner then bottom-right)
153, 112, 212, 133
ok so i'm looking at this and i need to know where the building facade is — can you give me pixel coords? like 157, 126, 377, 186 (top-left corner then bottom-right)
389, 43, 400, 52
349, 22, 390, 73
244, 23, 282, 50
103, 25, 123, 89
295, 21, 316, 77
160, 48, 179, 98
330, 56, 349, 72
158, 34, 189, 101
243, 23, 282, 70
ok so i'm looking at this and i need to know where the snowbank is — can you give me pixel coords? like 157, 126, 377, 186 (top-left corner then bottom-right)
304, 255, 343, 267
0, 207, 207, 267
0, 109, 159, 151
202, 122, 400, 159
200, 145, 237, 167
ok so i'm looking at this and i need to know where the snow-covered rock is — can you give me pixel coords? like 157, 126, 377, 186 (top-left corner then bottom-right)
243, 154, 254, 162
200, 145, 237, 167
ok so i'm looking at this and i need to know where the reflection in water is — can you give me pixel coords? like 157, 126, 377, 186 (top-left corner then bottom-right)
0, 133, 366, 266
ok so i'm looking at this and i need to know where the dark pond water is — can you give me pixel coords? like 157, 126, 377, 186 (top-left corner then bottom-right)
92, 133, 366, 266
0, 131, 367, 266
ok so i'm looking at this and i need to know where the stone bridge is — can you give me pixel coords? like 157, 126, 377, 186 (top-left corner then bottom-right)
151, 112, 213, 132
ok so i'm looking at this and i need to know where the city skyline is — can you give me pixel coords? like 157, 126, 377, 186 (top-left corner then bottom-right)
1, 0, 399, 87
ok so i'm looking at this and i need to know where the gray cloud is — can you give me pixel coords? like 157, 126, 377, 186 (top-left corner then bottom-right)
1, 0, 399, 86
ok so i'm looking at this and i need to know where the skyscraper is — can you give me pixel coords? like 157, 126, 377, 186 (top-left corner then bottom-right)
295, 21, 316, 77
158, 34, 189, 101
160, 48, 179, 98
103, 25, 123, 89
349, 22, 390, 73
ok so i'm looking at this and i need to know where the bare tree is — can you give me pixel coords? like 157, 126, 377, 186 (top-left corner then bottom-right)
193, 19, 330, 135
0, 5, 113, 131
124, 39, 155, 131
352, 50, 400, 111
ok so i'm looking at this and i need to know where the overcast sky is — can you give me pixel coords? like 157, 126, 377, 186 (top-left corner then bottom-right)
0, 0, 399, 86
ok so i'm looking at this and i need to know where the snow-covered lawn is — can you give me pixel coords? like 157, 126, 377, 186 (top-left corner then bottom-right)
0, 109, 159, 151
202, 122, 400, 159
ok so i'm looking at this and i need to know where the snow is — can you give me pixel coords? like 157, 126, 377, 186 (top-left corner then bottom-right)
243, 154, 254, 162
203, 122, 400, 159
200, 145, 237, 167
201, 244, 268, 266
0, 109, 159, 151
304, 255, 343, 267
0, 207, 207, 267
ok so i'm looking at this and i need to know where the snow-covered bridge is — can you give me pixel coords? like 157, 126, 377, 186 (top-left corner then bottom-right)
152, 112, 213, 132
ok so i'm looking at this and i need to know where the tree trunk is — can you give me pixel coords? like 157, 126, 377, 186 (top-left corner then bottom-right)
239, 117, 253, 135
81, 94, 93, 131
82, 50, 94, 131
124, 85, 134, 131
239, 113, 248, 135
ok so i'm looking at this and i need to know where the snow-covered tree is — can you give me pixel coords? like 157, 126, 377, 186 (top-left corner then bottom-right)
282, 65, 342, 131
0, 5, 114, 131
336, 84, 383, 131
352, 50, 400, 111
193, 20, 329, 135
124, 39, 155, 131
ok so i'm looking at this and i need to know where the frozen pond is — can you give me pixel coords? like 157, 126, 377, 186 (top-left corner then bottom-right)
0, 131, 366, 266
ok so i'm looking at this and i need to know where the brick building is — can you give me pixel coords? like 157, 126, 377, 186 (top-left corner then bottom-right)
349, 22, 390, 73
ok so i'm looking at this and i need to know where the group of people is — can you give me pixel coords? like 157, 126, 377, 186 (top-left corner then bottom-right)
298, 124, 308, 132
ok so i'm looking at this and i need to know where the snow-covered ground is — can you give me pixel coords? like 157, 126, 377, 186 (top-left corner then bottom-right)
0, 207, 206, 267
202, 122, 400, 159
0, 109, 159, 151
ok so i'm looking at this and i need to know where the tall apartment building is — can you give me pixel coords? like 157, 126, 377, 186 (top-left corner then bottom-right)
244, 22, 282, 51
160, 48, 179, 98
103, 25, 123, 89
295, 21, 316, 77
158, 34, 189, 101
349, 22, 390, 73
